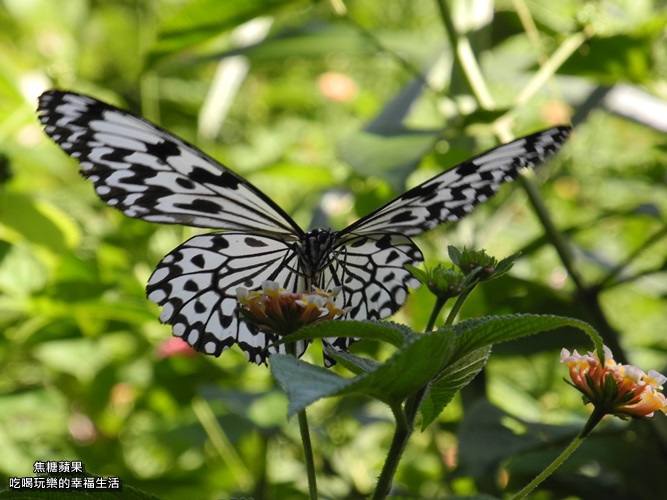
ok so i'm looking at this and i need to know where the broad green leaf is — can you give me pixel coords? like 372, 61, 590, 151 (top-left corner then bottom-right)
270, 354, 350, 416
450, 314, 604, 361
274, 315, 603, 417
419, 315, 603, 427
419, 346, 491, 429
336, 332, 455, 406
271, 331, 456, 415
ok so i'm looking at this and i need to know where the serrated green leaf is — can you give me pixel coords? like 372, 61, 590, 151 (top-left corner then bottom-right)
272, 331, 457, 415
416, 315, 603, 427
450, 314, 604, 360
274, 315, 602, 418
323, 347, 381, 374
420, 346, 491, 429
338, 332, 456, 406
270, 354, 351, 416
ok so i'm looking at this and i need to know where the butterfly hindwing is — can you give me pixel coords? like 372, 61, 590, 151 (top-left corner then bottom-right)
319, 233, 423, 358
331, 233, 422, 319
146, 232, 308, 364
37, 90, 302, 236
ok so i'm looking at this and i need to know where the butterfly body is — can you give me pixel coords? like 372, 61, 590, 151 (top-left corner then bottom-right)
37, 90, 570, 364
296, 228, 340, 282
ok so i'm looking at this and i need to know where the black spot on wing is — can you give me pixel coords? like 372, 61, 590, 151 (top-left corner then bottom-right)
176, 177, 196, 190
385, 249, 400, 264
210, 234, 230, 248
174, 199, 222, 214
185, 167, 243, 189
426, 203, 441, 218
245, 237, 269, 247
121, 164, 160, 185
389, 211, 417, 224
100, 147, 135, 163
375, 234, 393, 249
145, 139, 181, 158
191, 254, 205, 268
399, 183, 437, 201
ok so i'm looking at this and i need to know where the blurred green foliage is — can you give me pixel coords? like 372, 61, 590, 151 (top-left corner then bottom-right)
1, 0, 666, 498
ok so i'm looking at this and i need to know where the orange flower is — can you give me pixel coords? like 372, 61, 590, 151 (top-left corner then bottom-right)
237, 281, 346, 337
561, 346, 667, 419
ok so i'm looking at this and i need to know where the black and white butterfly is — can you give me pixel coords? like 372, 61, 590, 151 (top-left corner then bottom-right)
37, 90, 570, 365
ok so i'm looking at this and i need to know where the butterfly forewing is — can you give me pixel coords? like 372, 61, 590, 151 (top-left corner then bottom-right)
343, 126, 571, 237
38, 89, 571, 366
37, 90, 302, 237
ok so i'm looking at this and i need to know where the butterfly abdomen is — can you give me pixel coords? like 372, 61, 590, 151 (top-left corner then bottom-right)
295, 229, 338, 286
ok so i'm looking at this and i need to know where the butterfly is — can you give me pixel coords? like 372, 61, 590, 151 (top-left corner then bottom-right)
37, 90, 571, 365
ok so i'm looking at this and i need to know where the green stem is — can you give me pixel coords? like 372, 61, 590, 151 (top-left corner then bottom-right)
374, 284, 454, 498
435, 0, 495, 109
373, 404, 411, 499
518, 176, 588, 291
444, 284, 476, 327
286, 342, 318, 499
298, 409, 318, 500
425, 296, 448, 332
510, 408, 606, 499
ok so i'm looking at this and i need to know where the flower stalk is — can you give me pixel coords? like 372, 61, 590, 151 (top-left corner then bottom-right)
237, 282, 347, 500
513, 346, 666, 498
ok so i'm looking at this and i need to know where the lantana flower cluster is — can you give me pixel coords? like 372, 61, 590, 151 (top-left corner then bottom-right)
561, 345, 667, 419
237, 281, 346, 336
